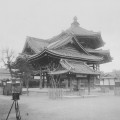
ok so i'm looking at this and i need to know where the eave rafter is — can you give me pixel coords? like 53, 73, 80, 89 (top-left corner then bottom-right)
28, 48, 103, 64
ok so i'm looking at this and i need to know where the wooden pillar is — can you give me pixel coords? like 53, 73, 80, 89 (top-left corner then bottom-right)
87, 75, 91, 95
68, 73, 70, 87
50, 75, 53, 88
42, 73, 45, 88
103, 79, 104, 86
77, 78, 79, 90
98, 64, 100, 71
39, 67, 43, 89
93, 64, 95, 70
66, 79, 69, 89
109, 78, 111, 89
47, 74, 49, 88
69, 73, 73, 91
57, 75, 60, 88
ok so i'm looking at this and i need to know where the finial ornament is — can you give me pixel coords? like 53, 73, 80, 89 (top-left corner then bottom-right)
73, 16, 77, 22
71, 16, 79, 27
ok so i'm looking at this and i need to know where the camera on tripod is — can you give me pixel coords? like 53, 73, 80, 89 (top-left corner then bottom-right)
6, 79, 21, 120
12, 92, 20, 100
12, 81, 21, 100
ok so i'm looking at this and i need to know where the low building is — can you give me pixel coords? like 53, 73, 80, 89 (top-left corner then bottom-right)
0, 68, 11, 83
0, 68, 11, 94
100, 74, 116, 90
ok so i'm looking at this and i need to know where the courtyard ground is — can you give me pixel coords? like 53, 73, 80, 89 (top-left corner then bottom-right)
0, 89, 120, 120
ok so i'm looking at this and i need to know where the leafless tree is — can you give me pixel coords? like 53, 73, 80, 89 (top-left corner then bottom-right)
0, 48, 15, 77
112, 70, 120, 79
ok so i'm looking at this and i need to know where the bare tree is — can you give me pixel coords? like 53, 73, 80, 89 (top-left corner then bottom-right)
0, 48, 15, 77
112, 70, 120, 79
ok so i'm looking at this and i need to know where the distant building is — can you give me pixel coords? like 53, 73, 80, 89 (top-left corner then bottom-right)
0, 68, 11, 87
0, 68, 11, 80
100, 74, 116, 89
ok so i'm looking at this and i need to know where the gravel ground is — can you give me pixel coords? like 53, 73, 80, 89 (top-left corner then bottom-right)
0, 95, 29, 120
0, 92, 120, 120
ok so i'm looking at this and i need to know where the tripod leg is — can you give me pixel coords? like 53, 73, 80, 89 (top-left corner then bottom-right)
15, 101, 21, 120
17, 101, 21, 119
6, 101, 15, 120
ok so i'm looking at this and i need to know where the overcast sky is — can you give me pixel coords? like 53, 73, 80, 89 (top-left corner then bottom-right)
0, 0, 120, 72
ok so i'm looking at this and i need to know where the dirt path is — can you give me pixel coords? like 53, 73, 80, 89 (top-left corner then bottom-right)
0, 95, 30, 120
20, 94, 120, 120
1, 94, 120, 120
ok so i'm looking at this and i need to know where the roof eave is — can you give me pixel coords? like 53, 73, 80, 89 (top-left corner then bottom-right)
28, 49, 103, 63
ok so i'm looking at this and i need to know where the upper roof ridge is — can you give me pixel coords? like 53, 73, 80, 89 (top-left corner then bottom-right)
26, 36, 48, 42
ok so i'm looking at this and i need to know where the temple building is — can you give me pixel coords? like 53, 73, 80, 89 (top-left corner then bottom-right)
18, 17, 112, 91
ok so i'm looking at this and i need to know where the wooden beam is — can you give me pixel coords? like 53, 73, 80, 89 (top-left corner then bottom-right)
87, 75, 91, 95
39, 66, 43, 89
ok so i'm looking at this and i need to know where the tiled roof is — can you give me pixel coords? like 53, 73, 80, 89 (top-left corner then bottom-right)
49, 46, 103, 61
25, 36, 103, 62
85, 48, 112, 63
28, 46, 103, 62
49, 70, 69, 75
47, 35, 71, 49
48, 35, 90, 56
48, 17, 104, 48
85, 48, 109, 54
66, 24, 100, 37
61, 59, 100, 74
49, 59, 100, 75
21, 17, 111, 63
49, 17, 102, 41
48, 32, 68, 43
101, 73, 116, 79
22, 36, 49, 53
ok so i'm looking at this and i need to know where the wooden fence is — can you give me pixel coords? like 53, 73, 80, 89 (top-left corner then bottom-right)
48, 88, 86, 99
48, 88, 63, 99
